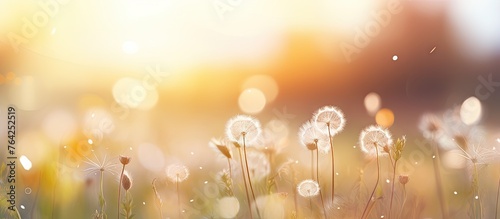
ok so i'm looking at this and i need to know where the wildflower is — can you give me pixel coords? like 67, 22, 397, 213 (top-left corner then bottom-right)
225, 115, 261, 145
299, 121, 330, 153
297, 179, 320, 198
166, 164, 189, 183
119, 155, 131, 165
121, 171, 132, 191
359, 125, 393, 157
399, 175, 409, 185
313, 106, 346, 135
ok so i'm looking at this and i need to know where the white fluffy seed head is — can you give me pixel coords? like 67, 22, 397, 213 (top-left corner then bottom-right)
166, 164, 189, 183
297, 179, 320, 198
359, 125, 393, 158
225, 115, 261, 145
313, 106, 346, 135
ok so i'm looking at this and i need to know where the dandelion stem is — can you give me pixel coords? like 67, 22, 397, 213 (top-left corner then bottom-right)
99, 170, 106, 219
292, 165, 299, 218
311, 150, 315, 180
399, 184, 407, 218
316, 147, 328, 219
152, 178, 163, 219
237, 147, 254, 219
431, 142, 449, 219
361, 145, 381, 219
176, 175, 181, 219
118, 164, 125, 219
242, 134, 261, 217
472, 162, 482, 219
495, 176, 500, 219
327, 123, 335, 203
227, 158, 233, 182
388, 160, 398, 219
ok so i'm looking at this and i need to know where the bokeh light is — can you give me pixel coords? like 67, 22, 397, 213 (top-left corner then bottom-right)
242, 75, 279, 103
137, 143, 165, 172
364, 92, 381, 116
442, 149, 467, 169
42, 109, 77, 143
460, 96, 482, 125
112, 77, 159, 110
448, 0, 500, 60
375, 108, 394, 128
20, 155, 32, 171
238, 88, 267, 114
122, 41, 139, 54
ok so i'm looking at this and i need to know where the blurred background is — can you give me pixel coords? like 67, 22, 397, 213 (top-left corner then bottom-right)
1, 0, 500, 218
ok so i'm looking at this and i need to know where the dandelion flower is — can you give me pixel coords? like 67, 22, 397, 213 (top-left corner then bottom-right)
299, 121, 330, 153
454, 139, 499, 170
82, 153, 120, 176
359, 125, 393, 157
297, 179, 320, 198
225, 115, 261, 145
419, 113, 444, 140
313, 106, 346, 135
166, 164, 189, 183
121, 170, 133, 191
438, 119, 486, 151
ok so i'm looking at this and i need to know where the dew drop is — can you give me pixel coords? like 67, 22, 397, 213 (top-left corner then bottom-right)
20, 205, 25, 210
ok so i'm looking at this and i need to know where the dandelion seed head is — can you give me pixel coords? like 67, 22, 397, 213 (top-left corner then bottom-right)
225, 115, 261, 145
299, 121, 330, 153
166, 164, 189, 183
313, 106, 346, 135
82, 153, 120, 176
297, 179, 320, 198
419, 113, 443, 140
359, 125, 393, 158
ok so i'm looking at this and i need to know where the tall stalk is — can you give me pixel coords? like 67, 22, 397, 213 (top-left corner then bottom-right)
471, 163, 482, 219
327, 123, 335, 203
237, 147, 253, 219
118, 165, 125, 219
316, 144, 328, 219
242, 134, 261, 217
99, 170, 106, 219
431, 142, 449, 219
361, 145, 381, 219
388, 160, 397, 219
